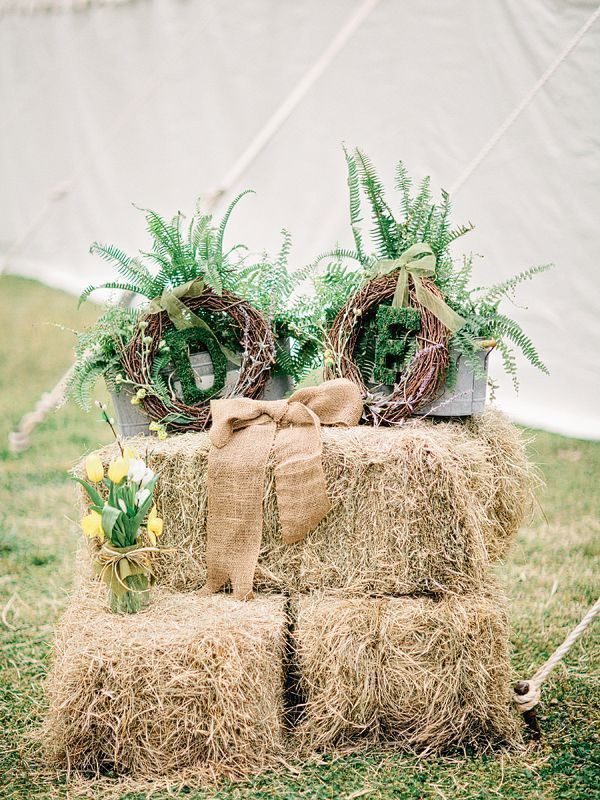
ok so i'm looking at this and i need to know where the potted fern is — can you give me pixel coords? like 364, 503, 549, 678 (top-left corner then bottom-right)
68, 193, 316, 435
314, 149, 550, 419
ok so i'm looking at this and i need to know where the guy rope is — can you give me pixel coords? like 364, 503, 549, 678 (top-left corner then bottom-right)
513, 596, 600, 738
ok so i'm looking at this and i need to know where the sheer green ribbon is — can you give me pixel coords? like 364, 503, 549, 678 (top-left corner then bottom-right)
370, 243, 465, 333
146, 277, 241, 366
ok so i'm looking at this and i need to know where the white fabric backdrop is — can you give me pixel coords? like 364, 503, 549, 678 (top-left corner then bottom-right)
1, 0, 599, 438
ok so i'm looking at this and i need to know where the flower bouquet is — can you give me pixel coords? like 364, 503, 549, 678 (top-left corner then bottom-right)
76, 403, 164, 613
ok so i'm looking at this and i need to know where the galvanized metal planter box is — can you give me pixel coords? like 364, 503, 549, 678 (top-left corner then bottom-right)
112, 350, 293, 438
415, 344, 491, 417
368, 342, 492, 418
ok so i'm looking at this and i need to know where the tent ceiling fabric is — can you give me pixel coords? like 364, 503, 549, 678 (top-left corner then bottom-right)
0, 0, 137, 15
1, 0, 599, 439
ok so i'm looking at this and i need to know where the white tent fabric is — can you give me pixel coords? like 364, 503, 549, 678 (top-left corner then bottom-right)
1, 0, 599, 439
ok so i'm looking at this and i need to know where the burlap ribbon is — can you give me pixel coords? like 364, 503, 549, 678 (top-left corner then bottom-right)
146, 277, 241, 365
370, 243, 466, 333
201, 378, 363, 600
94, 543, 158, 598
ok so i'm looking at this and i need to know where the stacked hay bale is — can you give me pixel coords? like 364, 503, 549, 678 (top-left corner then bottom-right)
293, 587, 517, 752
43, 410, 535, 781
42, 586, 287, 781
75, 410, 533, 596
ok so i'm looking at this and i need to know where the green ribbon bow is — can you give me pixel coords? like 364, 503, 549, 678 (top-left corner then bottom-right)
371, 243, 465, 334
146, 277, 241, 366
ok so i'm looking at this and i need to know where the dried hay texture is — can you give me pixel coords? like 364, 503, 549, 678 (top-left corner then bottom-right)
76, 410, 535, 595
41, 585, 287, 782
294, 587, 520, 754
465, 412, 538, 559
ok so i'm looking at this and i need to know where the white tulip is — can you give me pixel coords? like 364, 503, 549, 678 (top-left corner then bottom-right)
135, 488, 150, 507
127, 458, 147, 484
141, 466, 155, 487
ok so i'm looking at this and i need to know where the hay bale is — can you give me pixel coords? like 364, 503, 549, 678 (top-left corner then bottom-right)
42, 586, 287, 781
465, 412, 538, 559
76, 410, 534, 595
294, 587, 520, 753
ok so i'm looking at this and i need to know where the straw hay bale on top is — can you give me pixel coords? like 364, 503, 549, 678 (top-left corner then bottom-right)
465, 411, 537, 559
42, 586, 287, 780
294, 588, 520, 753
76, 410, 534, 595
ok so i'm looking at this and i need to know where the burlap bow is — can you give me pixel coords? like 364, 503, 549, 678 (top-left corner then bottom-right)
200, 378, 363, 600
146, 277, 241, 365
371, 242, 466, 333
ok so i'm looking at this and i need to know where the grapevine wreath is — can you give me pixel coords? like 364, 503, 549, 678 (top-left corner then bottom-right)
325, 273, 451, 425
122, 288, 276, 432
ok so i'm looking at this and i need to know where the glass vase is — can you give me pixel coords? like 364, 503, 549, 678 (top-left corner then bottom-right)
108, 572, 150, 615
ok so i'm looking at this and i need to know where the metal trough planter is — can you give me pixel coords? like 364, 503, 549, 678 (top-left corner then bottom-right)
368, 341, 493, 418
112, 350, 293, 438
415, 343, 492, 417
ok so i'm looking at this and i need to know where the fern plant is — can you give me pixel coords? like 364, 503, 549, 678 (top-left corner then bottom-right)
70, 194, 259, 409
68, 192, 322, 407
67, 306, 139, 409
234, 234, 361, 382
318, 147, 551, 390
80, 191, 256, 305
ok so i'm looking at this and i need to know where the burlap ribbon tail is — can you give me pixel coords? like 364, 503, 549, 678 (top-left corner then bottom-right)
201, 378, 363, 599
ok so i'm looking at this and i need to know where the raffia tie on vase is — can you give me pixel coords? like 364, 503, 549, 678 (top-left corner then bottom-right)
200, 378, 363, 600
94, 542, 160, 597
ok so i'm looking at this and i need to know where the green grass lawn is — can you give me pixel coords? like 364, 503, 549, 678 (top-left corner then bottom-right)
0, 274, 598, 800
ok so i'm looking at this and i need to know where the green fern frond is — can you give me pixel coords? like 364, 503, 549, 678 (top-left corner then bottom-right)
312, 248, 363, 268
344, 146, 365, 262
493, 313, 549, 374
496, 340, 520, 391
354, 148, 397, 258
479, 264, 552, 305
394, 161, 413, 219
78, 281, 143, 306
67, 357, 104, 410
215, 189, 254, 268
189, 212, 212, 258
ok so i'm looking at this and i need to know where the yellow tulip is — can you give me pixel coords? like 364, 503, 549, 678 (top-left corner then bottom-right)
85, 453, 104, 483
81, 510, 104, 540
123, 446, 138, 460
107, 456, 130, 484
147, 506, 164, 537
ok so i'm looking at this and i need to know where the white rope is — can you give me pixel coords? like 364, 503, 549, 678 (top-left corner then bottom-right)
513, 596, 600, 712
449, 3, 600, 196
8, 364, 74, 453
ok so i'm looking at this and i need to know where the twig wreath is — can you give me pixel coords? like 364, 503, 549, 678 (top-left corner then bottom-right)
122, 288, 276, 432
325, 274, 451, 425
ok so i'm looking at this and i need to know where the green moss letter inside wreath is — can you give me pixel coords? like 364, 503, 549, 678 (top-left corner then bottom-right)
373, 305, 421, 385
164, 327, 228, 405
